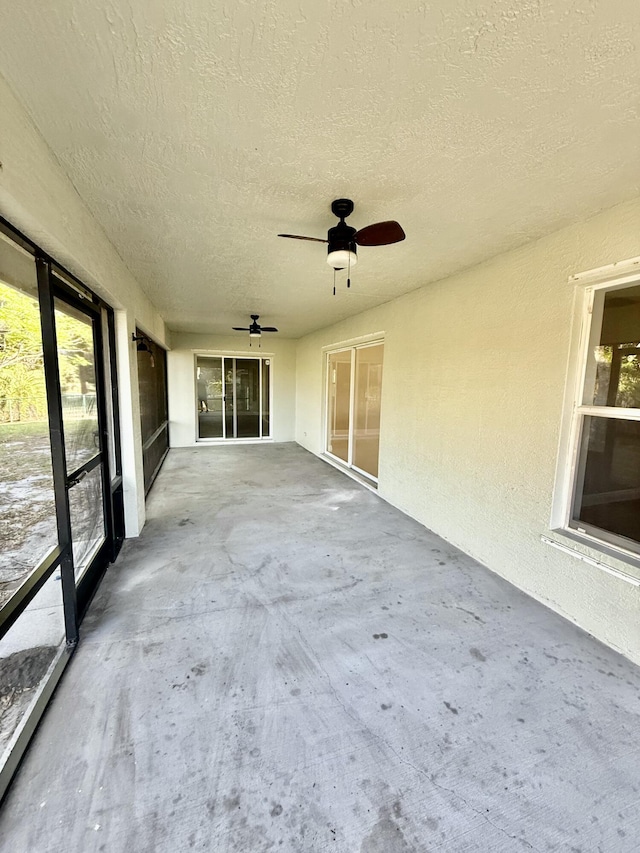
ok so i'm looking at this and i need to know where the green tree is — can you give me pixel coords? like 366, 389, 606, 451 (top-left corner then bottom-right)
0, 280, 94, 423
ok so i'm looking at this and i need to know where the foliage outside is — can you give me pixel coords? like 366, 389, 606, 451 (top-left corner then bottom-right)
0, 280, 94, 423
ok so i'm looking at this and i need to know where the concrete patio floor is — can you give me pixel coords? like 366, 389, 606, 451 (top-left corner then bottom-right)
1, 443, 639, 852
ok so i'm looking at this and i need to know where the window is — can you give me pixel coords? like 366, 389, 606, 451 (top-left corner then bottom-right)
562, 278, 640, 557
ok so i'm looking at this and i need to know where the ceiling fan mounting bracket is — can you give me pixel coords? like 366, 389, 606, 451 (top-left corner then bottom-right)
331, 198, 354, 220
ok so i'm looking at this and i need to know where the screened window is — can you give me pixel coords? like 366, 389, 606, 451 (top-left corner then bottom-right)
568, 282, 640, 553
0, 237, 57, 596
136, 331, 168, 495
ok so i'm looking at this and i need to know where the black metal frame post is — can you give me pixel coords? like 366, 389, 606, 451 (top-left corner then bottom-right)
35, 257, 79, 646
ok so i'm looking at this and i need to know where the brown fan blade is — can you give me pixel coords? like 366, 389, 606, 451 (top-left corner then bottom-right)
232, 327, 250, 331
278, 233, 328, 243
355, 221, 405, 247
260, 327, 278, 332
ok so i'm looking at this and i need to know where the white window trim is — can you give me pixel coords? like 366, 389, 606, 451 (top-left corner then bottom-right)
548, 256, 640, 582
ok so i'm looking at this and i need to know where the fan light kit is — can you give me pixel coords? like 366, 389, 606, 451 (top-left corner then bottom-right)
232, 315, 278, 347
279, 198, 405, 294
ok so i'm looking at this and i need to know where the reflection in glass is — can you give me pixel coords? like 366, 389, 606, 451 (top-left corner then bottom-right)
235, 359, 260, 438
327, 351, 352, 464
0, 572, 65, 753
353, 345, 384, 478
589, 285, 640, 408
69, 465, 105, 581
0, 241, 57, 597
262, 359, 271, 437
54, 299, 99, 472
572, 416, 640, 544
225, 362, 234, 438
197, 357, 223, 438
197, 356, 268, 440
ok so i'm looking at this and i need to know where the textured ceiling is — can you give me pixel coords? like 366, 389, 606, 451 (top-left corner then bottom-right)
0, 1, 640, 337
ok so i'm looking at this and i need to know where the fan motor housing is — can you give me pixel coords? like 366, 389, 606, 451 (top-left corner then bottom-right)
327, 222, 357, 256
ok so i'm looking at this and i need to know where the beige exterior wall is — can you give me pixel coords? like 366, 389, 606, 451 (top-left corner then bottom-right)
0, 74, 168, 535
296, 197, 640, 665
168, 334, 297, 446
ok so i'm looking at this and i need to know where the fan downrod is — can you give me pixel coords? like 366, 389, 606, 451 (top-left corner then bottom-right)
331, 198, 354, 220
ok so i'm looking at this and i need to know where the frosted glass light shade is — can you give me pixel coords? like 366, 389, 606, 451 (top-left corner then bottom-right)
327, 249, 358, 269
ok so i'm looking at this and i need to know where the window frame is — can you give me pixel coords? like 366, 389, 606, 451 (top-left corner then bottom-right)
551, 257, 640, 573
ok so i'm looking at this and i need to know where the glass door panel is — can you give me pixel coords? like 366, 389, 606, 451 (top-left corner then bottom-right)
224, 360, 234, 438
53, 299, 99, 474
262, 359, 271, 437
0, 573, 66, 757
0, 248, 58, 595
326, 343, 384, 482
235, 359, 260, 438
353, 345, 384, 479
197, 357, 223, 439
327, 350, 352, 464
53, 296, 106, 585
68, 465, 106, 580
196, 356, 270, 440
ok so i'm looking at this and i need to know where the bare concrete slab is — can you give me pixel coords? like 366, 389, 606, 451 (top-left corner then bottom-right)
1, 443, 639, 852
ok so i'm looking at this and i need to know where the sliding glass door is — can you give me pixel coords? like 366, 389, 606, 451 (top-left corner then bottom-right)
53, 297, 106, 586
326, 342, 384, 481
196, 356, 271, 440
0, 219, 124, 799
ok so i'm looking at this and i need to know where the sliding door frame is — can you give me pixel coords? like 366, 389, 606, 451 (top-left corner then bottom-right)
0, 216, 124, 642
324, 339, 384, 484
194, 352, 274, 443
0, 215, 125, 801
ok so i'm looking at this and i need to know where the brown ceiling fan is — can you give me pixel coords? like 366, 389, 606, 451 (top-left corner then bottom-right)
232, 315, 278, 338
278, 199, 405, 290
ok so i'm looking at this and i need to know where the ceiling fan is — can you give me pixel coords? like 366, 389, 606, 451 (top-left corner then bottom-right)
278, 198, 405, 291
232, 315, 278, 344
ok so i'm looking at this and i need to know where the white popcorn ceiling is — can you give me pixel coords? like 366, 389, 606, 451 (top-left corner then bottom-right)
0, 0, 639, 337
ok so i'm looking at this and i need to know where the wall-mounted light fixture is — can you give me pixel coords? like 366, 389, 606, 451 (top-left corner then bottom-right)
132, 333, 155, 367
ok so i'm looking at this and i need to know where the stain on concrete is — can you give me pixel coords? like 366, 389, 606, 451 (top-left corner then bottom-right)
270, 803, 283, 817
290, 688, 301, 696
444, 701, 459, 715
373, 633, 389, 640
381, 703, 392, 711
360, 807, 412, 853
224, 792, 241, 811
470, 648, 486, 661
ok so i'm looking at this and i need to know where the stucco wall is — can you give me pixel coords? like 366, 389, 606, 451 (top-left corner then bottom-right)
168, 334, 296, 446
0, 73, 167, 535
296, 196, 640, 665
